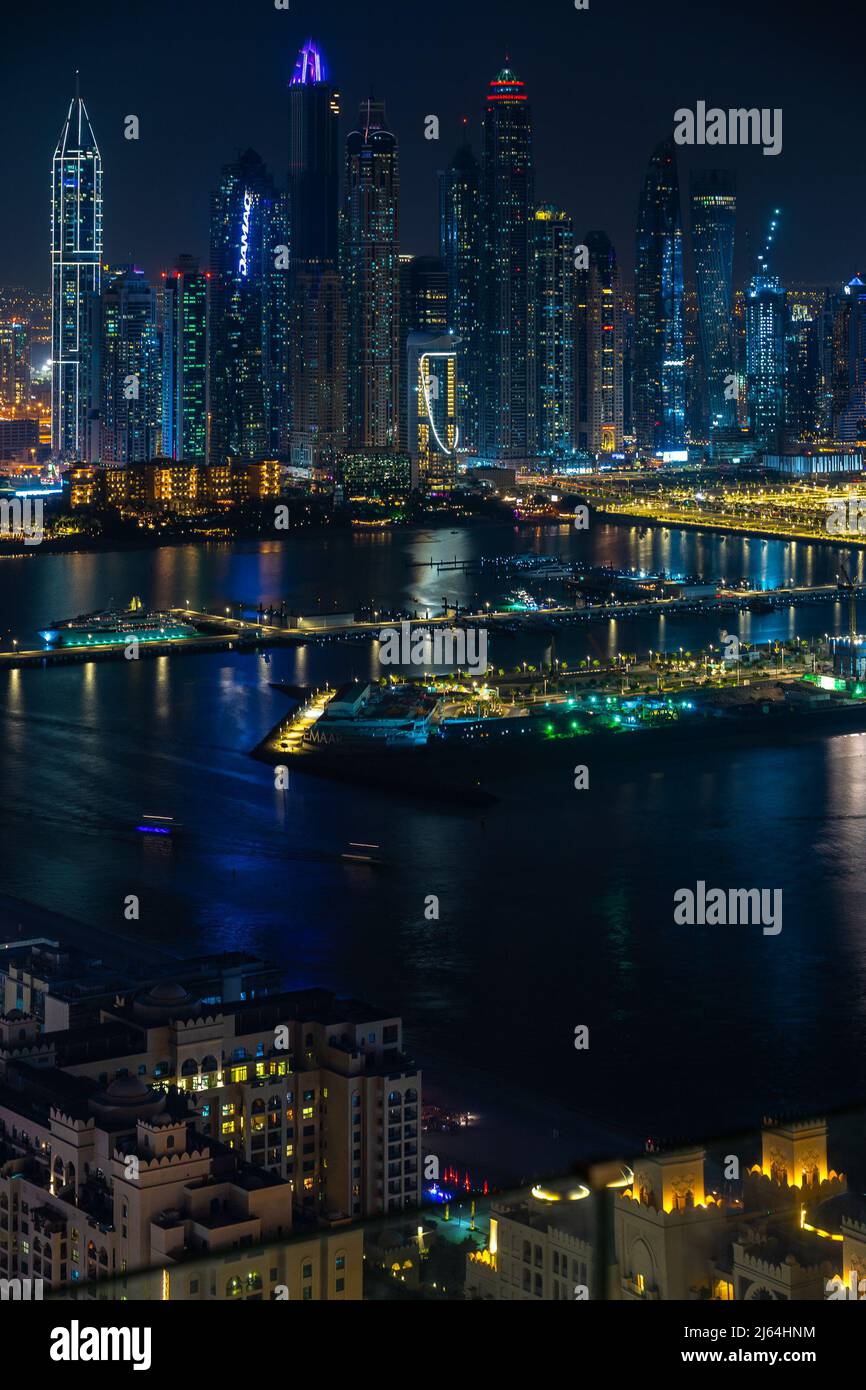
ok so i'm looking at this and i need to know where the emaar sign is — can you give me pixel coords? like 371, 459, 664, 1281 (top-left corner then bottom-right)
238, 191, 253, 277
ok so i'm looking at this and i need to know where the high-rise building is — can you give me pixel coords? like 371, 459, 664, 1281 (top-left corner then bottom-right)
0, 321, 29, 408
51, 77, 102, 459
343, 99, 400, 450
439, 127, 483, 455
575, 231, 624, 454
785, 291, 823, 444
96, 266, 160, 464
634, 140, 685, 456
689, 171, 737, 439
480, 64, 535, 460
287, 40, 346, 473
406, 331, 460, 494
161, 255, 209, 462
209, 149, 289, 464
746, 275, 788, 451
398, 255, 448, 450
531, 207, 575, 457
288, 40, 341, 265
833, 276, 866, 441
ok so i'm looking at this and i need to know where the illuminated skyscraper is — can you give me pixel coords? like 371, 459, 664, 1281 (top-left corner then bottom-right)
343, 99, 400, 449
784, 291, 824, 444
746, 275, 787, 451
689, 170, 736, 437
576, 231, 624, 454
51, 77, 102, 459
288, 40, 340, 264
0, 321, 29, 408
96, 266, 160, 464
830, 275, 866, 441
439, 127, 483, 453
531, 206, 574, 457
209, 150, 289, 463
161, 255, 209, 462
406, 331, 460, 495
634, 140, 685, 456
288, 40, 346, 471
481, 65, 535, 459
398, 255, 448, 450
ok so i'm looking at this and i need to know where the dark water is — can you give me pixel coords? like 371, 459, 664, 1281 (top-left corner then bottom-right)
2, 520, 866, 1147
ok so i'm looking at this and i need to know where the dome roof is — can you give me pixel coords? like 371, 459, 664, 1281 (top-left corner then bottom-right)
147, 981, 189, 1004
105, 1075, 150, 1102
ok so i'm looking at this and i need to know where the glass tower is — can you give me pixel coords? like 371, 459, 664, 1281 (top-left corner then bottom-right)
576, 231, 624, 454
634, 140, 685, 456
689, 170, 736, 437
288, 40, 346, 471
480, 65, 535, 460
343, 99, 400, 450
208, 149, 289, 463
531, 206, 575, 457
161, 255, 209, 462
746, 275, 787, 451
97, 266, 160, 464
438, 127, 483, 454
51, 78, 102, 459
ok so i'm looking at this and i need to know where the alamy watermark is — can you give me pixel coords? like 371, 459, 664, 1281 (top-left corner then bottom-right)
674, 103, 782, 157
378, 620, 488, 675
826, 498, 866, 536
0, 496, 44, 546
674, 881, 782, 936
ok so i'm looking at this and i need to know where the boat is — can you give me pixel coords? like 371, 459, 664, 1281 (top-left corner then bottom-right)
40, 597, 198, 648
746, 596, 776, 615
136, 814, 182, 837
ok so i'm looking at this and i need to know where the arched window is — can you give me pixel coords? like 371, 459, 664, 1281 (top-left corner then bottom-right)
232, 1047, 248, 1062
246, 1271, 263, 1291
405, 1088, 418, 1103
201, 1055, 218, 1074
226, 1276, 242, 1298
181, 1059, 198, 1077
388, 1091, 402, 1106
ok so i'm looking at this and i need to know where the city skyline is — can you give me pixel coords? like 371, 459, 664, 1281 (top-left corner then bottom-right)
2, 0, 863, 295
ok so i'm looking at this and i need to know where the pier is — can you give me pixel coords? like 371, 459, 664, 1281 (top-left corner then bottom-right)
2, 583, 865, 672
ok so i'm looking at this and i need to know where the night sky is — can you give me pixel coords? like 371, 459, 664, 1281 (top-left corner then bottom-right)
2, 0, 862, 294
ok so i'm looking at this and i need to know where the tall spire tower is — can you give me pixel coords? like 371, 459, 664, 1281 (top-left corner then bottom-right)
51, 79, 102, 459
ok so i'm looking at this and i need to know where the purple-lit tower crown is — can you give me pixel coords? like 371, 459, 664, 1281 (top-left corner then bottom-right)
288, 39, 340, 262
291, 39, 327, 85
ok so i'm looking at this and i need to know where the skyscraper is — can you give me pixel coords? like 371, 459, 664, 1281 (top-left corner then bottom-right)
531, 206, 574, 456
439, 127, 483, 454
746, 275, 787, 451
51, 77, 102, 459
288, 40, 341, 265
343, 99, 400, 450
480, 64, 535, 460
398, 254, 448, 450
689, 170, 736, 438
832, 275, 866, 441
785, 295, 822, 444
0, 321, 29, 409
575, 231, 624, 454
287, 40, 347, 473
634, 140, 685, 456
209, 150, 289, 463
406, 331, 460, 495
96, 266, 160, 464
161, 255, 209, 462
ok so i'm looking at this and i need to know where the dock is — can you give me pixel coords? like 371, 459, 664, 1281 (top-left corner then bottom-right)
2, 583, 864, 672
